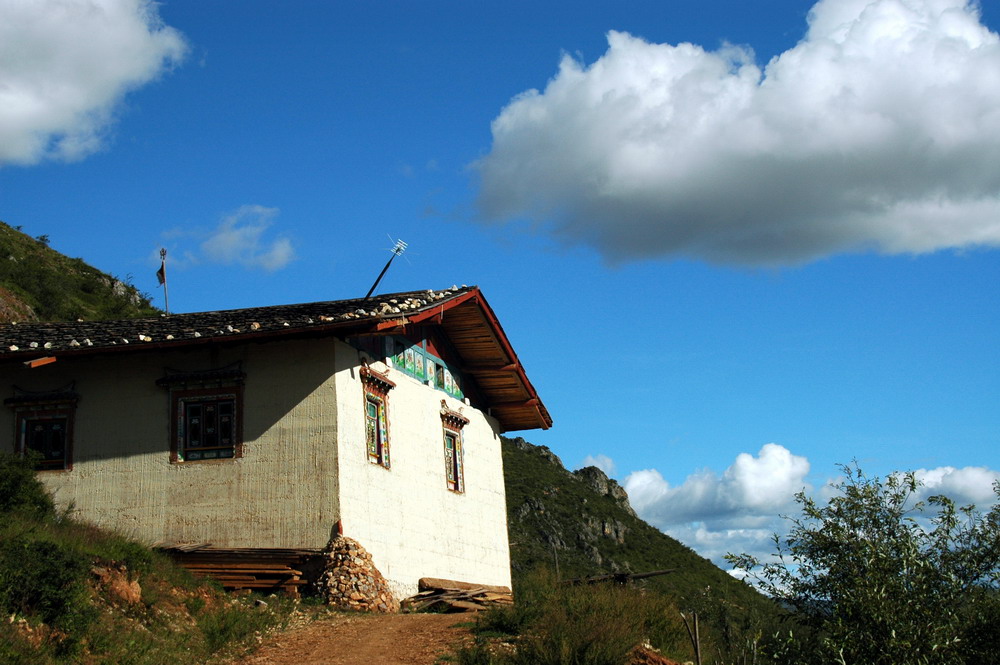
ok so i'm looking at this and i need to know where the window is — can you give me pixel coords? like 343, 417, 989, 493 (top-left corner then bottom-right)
440, 402, 469, 493
365, 394, 389, 467
380, 335, 465, 400
442, 429, 463, 493
20, 413, 72, 470
176, 394, 238, 461
5, 385, 78, 472
157, 363, 245, 463
360, 365, 395, 469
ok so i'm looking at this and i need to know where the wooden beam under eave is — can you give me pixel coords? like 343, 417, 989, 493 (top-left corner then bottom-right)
23, 356, 57, 368
489, 397, 540, 409
463, 362, 519, 372
374, 318, 409, 332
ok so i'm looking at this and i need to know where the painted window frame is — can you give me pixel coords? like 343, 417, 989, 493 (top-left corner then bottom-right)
157, 363, 246, 464
171, 387, 243, 462
440, 402, 470, 493
360, 365, 395, 469
383, 335, 465, 400
4, 386, 78, 472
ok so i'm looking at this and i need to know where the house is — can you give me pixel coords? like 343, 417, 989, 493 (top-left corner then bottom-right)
0, 286, 551, 599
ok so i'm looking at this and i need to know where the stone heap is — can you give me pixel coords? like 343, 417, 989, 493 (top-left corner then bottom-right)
317, 536, 399, 613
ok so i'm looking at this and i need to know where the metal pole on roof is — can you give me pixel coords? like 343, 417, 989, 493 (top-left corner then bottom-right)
363, 239, 407, 301
157, 248, 170, 315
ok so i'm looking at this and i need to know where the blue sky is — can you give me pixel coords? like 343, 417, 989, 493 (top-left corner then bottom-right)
2, 0, 999, 566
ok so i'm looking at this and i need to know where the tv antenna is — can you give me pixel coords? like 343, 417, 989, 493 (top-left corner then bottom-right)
364, 238, 407, 301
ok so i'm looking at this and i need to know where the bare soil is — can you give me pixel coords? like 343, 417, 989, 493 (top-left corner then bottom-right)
236, 612, 475, 665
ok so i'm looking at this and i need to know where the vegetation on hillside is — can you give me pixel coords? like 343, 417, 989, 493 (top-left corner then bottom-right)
0, 220, 159, 323
0, 453, 302, 664
460, 447, 1000, 665
499, 436, 783, 663
456, 569, 692, 665
727, 465, 1000, 665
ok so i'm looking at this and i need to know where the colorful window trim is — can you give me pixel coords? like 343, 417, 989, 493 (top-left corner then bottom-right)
158, 364, 246, 464
361, 366, 395, 469
4, 385, 78, 472
169, 387, 243, 462
441, 402, 469, 493
385, 336, 464, 400
176, 393, 239, 461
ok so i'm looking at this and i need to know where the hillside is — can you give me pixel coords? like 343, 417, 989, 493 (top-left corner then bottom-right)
502, 436, 776, 618
0, 220, 159, 323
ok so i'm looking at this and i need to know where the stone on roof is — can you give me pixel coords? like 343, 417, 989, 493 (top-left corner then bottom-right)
0, 286, 472, 356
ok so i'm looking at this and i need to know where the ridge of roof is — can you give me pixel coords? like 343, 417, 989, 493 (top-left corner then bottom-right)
0, 286, 475, 356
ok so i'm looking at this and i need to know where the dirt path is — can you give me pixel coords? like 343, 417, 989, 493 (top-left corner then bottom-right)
236, 613, 475, 665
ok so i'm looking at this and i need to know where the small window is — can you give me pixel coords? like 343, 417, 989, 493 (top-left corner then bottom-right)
5, 385, 78, 472
157, 363, 245, 464
21, 415, 70, 471
443, 429, 464, 493
360, 366, 395, 469
178, 395, 238, 461
440, 402, 469, 493
365, 394, 390, 468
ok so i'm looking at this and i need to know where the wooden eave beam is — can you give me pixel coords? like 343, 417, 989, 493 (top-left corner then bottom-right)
23, 356, 57, 368
489, 398, 540, 408
463, 362, 520, 373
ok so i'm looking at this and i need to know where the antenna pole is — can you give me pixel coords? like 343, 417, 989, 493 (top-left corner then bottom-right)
157, 248, 170, 315
364, 240, 407, 301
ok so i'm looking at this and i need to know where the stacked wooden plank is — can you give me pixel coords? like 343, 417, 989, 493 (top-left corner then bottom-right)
401, 577, 514, 613
157, 544, 323, 598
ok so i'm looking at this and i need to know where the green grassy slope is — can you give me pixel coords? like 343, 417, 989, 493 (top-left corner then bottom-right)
502, 436, 776, 620
0, 220, 159, 323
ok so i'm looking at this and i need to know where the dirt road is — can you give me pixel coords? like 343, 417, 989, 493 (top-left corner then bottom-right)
236, 613, 474, 665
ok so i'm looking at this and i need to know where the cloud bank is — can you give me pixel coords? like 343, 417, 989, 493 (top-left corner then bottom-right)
0, 0, 186, 166
581, 453, 616, 474
624, 445, 1000, 566
160, 206, 296, 273
201, 206, 295, 272
476, 0, 1000, 265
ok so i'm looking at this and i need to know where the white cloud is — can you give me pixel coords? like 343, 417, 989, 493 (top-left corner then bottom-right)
476, 0, 1000, 265
0, 0, 186, 166
200, 206, 295, 272
625, 443, 811, 565
625, 443, 810, 527
158, 206, 296, 274
913, 465, 1000, 505
581, 453, 616, 474
625, 446, 1000, 568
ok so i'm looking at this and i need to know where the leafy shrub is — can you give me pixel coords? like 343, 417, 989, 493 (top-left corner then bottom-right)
460, 568, 689, 665
728, 464, 1000, 665
0, 535, 95, 646
197, 600, 288, 654
0, 452, 55, 517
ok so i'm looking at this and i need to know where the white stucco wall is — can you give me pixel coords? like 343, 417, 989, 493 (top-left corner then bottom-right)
333, 343, 513, 599
3, 338, 342, 549
3, 334, 514, 599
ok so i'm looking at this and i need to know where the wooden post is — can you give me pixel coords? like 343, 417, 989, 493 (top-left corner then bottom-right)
681, 611, 702, 665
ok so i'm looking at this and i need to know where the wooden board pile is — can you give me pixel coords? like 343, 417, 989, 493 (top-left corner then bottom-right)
158, 544, 322, 598
402, 577, 514, 613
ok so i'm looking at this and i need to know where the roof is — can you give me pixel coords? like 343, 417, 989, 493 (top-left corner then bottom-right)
0, 286, 551, 432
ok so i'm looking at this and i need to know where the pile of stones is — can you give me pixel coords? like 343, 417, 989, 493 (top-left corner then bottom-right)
317, 536, 398, 613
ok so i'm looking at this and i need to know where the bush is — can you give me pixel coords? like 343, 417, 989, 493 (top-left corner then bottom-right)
459, 568, 689, 665
0, 535, 95, 647
0, 452, 55, 517
727, 464, 1000, 665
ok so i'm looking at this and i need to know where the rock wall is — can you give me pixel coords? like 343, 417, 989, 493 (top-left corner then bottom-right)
317, 536, 399, 613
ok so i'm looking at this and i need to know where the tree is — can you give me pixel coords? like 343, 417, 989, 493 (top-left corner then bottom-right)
727, 464, 1000, 665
